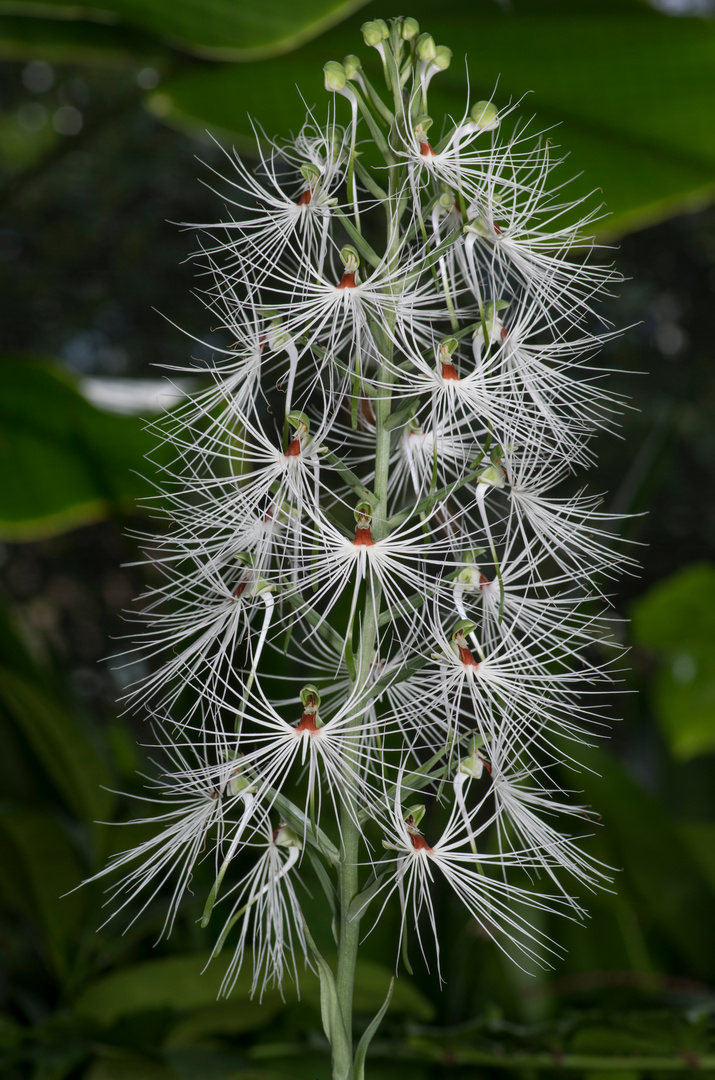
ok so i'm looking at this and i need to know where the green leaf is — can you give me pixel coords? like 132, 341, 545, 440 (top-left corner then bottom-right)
163, 999, 281, 1047
73, 950, 433, 1029
353, 977, 393, 1080
0, 809, 86, 978
300, 915, 350, 1071
0, 0, 372, 60
0, 359, 166, 539
0, 14, 168, 63
0, 666, 113, 821
631, 563, 715, 760
73, 954, 278, 1025
153, 0, 715, 235
576, 746, 715, 979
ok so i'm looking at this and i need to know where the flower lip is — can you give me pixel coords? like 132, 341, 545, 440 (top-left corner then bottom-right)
295, 710, 319, 733
405, 813, 432, 852
337, 270, 357, 289
353, 509, 375, 546
453, 629, 479, 668
410, 831, 432, 851
296, 189, 312, 206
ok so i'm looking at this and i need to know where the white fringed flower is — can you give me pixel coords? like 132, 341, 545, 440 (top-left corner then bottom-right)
96, 16, 629, 1022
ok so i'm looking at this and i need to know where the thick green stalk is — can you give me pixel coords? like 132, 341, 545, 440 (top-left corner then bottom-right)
332, 330, 395, 1080
331, 86, 403, 1076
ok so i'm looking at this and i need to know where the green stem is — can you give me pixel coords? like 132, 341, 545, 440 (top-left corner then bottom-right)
332, 311, 396, 1080
330, 72, 406, 1078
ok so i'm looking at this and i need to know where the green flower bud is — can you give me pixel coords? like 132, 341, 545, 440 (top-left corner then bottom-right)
463, 215, 491, 239
433, 45, 452, 70
457, 565, 480, 587
361, 19, 389, 47
470, 100, 500, 130
478, 462, 506, 488
415, 33, 436, 62
228, 769, 254, 798
342, 53, 361, 80
458, 747, 486, 780
401, 16, 420, 40
323, 60, 347, 92
274, 822, 301, 849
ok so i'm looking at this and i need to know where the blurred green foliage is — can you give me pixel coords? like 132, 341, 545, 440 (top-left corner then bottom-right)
2, 0, 715, 1076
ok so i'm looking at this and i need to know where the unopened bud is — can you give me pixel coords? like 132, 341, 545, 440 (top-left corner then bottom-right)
433, 45, 452, 70
343, 53, 361, 80
415, 32, 436, 62
323, 60, 347, 92
478, 463, 506, 488
401, 16, 420, 40
470, 100, 500, 131
361, 19, 389, 47
274, 822, 301, 848
228, 769, 254, 798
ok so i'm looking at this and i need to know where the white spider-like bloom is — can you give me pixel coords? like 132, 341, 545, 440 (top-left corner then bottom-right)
94, 17, 629, 1037
213, 820, 309, 1000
